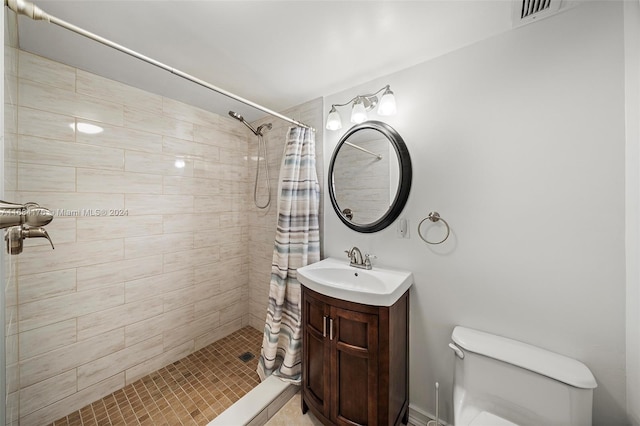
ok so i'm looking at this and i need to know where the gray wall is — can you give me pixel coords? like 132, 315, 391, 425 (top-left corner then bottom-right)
324, 2, 629, 424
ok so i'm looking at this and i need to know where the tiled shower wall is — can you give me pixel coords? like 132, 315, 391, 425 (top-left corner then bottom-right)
247, 100, 324, 331
5, 48, 258, 425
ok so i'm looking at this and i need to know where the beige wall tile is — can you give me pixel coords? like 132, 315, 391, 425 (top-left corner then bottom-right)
19, 51, 76, 91
6, 390, 19, 425
163, 175, 220, 196
162, 98, 219, 127
124, 194, 193, 216
77, 169, 162, 194
162, 280, 220, 312
194, 318, 243, 351
76, 69, 163, 114
15, 191, 124, 212
193, 195, 241, 213
18, 135, 124, 170
220, 211, 249, 227
76, 121, 163, 153
124, 106, 193, 140
20, 373, 124, 426
220, 301, 248, 326
194, 123, 247, 148
194, 228, 243, 248
20, 328, 124, 388
76, 215, 163, 241
192, 160, 223, 180
162, 136, 219, 160
77, 297, 164, 340
125, 305, 193, 347
162, 246, 220, 273
124, 232, 193, 259
20, 369, 76, 417
17, 239, 123, 276
18, 107, 75, 142
163, 213, 220, 234
19, 319, 77, 361
197, 117, 248, 142
6, 362, 19, 394
19, 79, 123, 126
6, 334, 18, 365
125, 150, 194, 176
125, 269, 194, 303
194, 287, 243, 318
77, 334, 163, 390
17, 163, 75, 192
5, 305, 18, 336
18, 269, 76, 304
18, 284, 124, 332
220, 239, 246, 259
125, 341, 192, 385
76, 255, 163, 291
162, 310, 220, 351
5, 45, 18, 76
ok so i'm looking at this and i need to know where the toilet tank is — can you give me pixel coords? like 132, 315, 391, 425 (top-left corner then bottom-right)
450, 326, 597, 426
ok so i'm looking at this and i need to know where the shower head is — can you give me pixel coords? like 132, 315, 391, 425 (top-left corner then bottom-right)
228, 111, 271, 136
228, 110, 259, 136
257, 123, 273, 134
228, 111, 244, 121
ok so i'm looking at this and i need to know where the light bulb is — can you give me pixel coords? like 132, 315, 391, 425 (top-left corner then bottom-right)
350, 99, 368, 123
377, 88, 396, 116
326, 106, 342, 130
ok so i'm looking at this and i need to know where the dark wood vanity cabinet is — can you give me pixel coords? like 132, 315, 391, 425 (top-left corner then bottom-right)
301, 286, 409, 426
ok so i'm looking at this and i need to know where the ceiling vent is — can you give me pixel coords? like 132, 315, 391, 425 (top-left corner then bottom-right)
512, 0, 562, 27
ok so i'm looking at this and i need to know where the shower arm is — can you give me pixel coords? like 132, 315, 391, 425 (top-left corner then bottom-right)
5, 0, 315, 132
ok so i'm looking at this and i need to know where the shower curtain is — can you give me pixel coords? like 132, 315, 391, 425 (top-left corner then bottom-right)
257, 127, 320, 383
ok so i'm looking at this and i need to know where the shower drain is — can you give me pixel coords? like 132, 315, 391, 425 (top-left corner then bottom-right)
238, 352, 255, 362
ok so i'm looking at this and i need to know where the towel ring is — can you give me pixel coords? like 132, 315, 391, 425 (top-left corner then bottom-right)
418, 212, 450, 245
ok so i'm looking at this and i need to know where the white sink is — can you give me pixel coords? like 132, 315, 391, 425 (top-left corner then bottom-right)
297, 257, 413, 306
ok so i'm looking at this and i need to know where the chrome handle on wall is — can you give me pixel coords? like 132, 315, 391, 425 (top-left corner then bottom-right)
1, 200, 55, 255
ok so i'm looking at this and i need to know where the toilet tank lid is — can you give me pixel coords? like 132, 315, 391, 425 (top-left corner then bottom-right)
451, 326, 597, 389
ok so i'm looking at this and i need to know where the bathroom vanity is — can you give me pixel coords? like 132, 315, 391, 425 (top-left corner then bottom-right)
301, 286, 409, 426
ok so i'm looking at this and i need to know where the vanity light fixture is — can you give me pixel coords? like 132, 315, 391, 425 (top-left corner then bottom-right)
325, 85, 396, 130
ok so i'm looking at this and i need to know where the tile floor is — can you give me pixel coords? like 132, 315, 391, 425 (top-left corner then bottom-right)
51, 327, 263, 426
263, 393, 323, 426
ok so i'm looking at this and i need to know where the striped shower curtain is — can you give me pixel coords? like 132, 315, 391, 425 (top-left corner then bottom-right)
257, 127, 320, 383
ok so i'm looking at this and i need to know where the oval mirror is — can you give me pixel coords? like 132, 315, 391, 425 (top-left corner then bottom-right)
328, 121, 412, 233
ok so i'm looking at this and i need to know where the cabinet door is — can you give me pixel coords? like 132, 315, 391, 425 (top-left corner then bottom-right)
330, 306, 379, 426
302, 291, 331, 418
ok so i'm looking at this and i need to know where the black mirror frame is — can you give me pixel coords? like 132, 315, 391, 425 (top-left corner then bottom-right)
328, 120, 412, 233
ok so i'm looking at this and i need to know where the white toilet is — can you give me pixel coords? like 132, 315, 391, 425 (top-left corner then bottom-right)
449, 326, 597, 426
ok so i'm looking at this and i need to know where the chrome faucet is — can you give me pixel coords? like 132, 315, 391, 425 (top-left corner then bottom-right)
0, 200, 55, 254
345, 246, 373, 270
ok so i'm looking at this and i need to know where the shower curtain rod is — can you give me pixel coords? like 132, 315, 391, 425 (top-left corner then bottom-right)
5, 0, 315, 131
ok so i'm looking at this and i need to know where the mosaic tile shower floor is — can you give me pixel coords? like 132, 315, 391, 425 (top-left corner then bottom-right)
51, 327, 263, 426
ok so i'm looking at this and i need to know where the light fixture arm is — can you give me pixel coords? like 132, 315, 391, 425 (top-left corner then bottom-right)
326, 85, 395, 130
328, 85, 391, 111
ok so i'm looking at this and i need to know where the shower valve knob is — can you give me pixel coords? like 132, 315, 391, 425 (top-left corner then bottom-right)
4, 226, 55, 255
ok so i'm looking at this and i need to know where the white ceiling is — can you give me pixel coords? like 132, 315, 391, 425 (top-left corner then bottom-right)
14, 1, 514, 122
